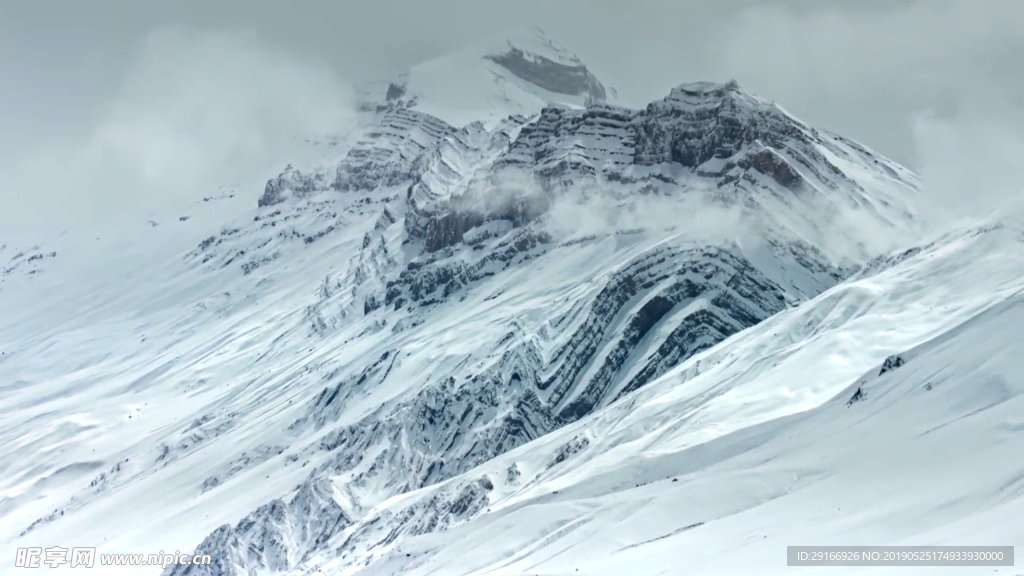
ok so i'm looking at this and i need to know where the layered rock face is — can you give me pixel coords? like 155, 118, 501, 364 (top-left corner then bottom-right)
402, 80, 914, 255
485, 46, 607, 101
152, 73, 918, 576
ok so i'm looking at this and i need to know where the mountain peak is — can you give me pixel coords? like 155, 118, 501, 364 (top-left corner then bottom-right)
487, 26, 583, 67
482, 27, 607, 103
672, 79, 742, 96
662, 79, 772, 110
361, 28, 612, 129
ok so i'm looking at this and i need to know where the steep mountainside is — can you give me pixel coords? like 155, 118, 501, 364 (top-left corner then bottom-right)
3, 30, 1015, 576
321, 221, 1024, 576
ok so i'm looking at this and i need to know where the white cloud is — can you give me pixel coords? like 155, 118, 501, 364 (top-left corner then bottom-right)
544, 187, 746, 246
911, 87, 1024, 224
1, 27, 355, 244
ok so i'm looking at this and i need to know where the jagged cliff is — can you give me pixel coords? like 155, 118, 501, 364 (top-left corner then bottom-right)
9, 29, 985, 576
158, 66, 921, 576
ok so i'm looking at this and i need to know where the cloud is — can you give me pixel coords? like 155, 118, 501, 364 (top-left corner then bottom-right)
717, 2, 1022, 99
698, 1, 1024, 170
911, 88, 1024, 224
696, 1, 1023, 233
1, 27, 356, 244
543, 185, 746, 246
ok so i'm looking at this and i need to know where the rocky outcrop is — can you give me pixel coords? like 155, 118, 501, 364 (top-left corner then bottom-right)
333, 107, 457, 192
385, 82, 406, 102
485, 47, 607, 101
384, 227, 551, 310
163, 477, 350, 576
541, 246, 789, 421
179, 76, 918, 576
422, 192, 551, 252
258, 165, 330, 207
879, 353, 906, 376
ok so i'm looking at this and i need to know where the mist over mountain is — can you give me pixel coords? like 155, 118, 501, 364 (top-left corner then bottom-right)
1, 22, 1021, 576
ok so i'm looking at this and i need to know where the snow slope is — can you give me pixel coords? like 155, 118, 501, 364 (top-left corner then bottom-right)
1, 31, 1019, 576
327, 219, 1024, 576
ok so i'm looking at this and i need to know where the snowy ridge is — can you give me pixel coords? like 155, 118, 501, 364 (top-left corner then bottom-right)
1, 31, 1018, 576
305, 220, 1024, 576
360, 27, 613, 129
418, 78, 920, 265
483, 27, 587, 68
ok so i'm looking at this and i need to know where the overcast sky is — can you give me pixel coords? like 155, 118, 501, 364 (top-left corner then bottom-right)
1, 0, 1022, 243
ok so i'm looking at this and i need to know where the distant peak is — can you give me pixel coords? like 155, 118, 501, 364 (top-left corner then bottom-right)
490, 27, 581, 67
662, 79, 775, 112
672, 79, 742, 96
363, 27, 613, 128
482, 27, 607, 102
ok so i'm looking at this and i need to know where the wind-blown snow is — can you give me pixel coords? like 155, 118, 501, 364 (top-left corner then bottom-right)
0, 32, 1019, 576
325, 220, 1024, 576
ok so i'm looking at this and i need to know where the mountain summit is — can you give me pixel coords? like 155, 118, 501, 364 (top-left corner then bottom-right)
2, 28, 1019, 576
359, 27, 614, 128
159, 50, 932, 573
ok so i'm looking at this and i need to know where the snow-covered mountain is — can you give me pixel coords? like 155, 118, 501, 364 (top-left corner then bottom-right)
1, 29, 1020, 576
318, 220, 1024, 576
356, 27, 615, 129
